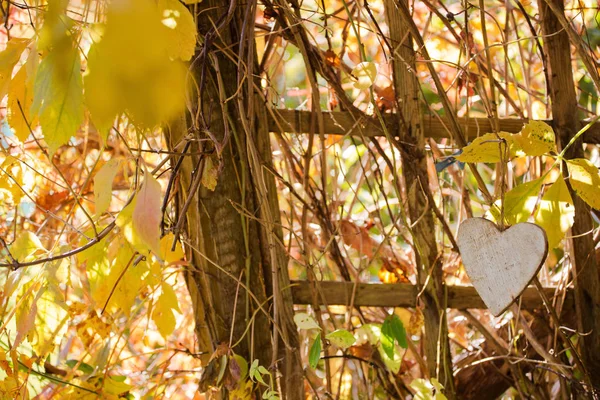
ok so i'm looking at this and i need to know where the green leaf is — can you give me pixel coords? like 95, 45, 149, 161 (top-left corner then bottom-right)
326, 329, 356, 350
308, 333, 322, 369
566, 158, 600, 209
381, 316, 395, 359
518, 121, 556, 156
455, 132, 523, 163
535, 176, 574, 249
410, 378, 448, 400
65, 360, 95, 375
389, 314, 408, 349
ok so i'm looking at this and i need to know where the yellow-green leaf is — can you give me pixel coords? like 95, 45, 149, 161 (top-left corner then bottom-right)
85, 0, 187, 136
94, 159, 120, 216
326, 329, 356, 349
455, 132, 523, 163
351, 62, 377, 89
566, 158, 600, 209
32, 46, 83, 154
498, 178, 543, 225
0, 39, 29, 101
518, 121, 556, 156
535, 176, 574, 249
9, 231, 46, 262
159, 0, 197, 61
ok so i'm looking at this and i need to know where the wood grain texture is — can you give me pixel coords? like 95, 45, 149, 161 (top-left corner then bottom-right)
457, 218, 548, 316
290, 280, 574, 311
268, 109, 600, 144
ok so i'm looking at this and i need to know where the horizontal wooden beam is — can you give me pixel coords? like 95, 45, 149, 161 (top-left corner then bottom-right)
269, 109, 600, 144
290, 280, 574, 311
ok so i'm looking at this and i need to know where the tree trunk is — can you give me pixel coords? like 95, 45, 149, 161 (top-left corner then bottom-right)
384, 0, 455, 397
166, 1, 303, 398
539, 0, 600, 391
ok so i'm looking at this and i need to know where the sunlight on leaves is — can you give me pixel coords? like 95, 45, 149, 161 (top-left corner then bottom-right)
8, 63, 36, 143
159, 0, 197, 61
326, 329, 356, 349
566, 158, 600, 210
410, 378, 448, 400
497, 178, 543, 225
294, 313, 320, 330
0, 39, 29, 101
152, 283, 181, 338
94, 159, 120, 216
351, 62, 377, 89
85, 0, 188, 136
518, 121, 556, 156
132, 171, 163, 255
535, 176, 574, 249
455, 132, 523, 163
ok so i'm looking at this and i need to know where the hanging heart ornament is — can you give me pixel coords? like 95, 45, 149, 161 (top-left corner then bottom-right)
456, 218, 549, 316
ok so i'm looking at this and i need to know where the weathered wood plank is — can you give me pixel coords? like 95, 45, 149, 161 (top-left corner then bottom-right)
290, 280, 575, 311
268, 109, 600, 144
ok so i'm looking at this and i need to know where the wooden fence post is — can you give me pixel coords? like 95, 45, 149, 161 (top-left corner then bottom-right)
539, 0, 600, 390
384, 1, 455, 396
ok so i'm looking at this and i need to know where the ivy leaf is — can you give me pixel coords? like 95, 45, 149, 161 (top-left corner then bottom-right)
455, 132, 523, 163
308, 333, 322, 369
325, 329, 356, 350
94, 159, 120, 216
535, 176, 574, 249
351, 62, 377, 89
132, 171, 163, 255
159, 0, 197, 61
518, 121, 556, 156
566, 158, 600, 210
293, 313, 320, 330
32, 45, 83, 155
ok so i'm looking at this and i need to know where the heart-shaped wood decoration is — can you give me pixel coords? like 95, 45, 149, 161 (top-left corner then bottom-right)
457, 218, 548, 316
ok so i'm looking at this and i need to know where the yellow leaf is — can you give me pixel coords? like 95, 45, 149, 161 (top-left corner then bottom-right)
0, 39, 29, 101
94, 159, 120, 216
351, 62, 377, 89
8, 64, 36, 142
15, 283, 43, 348
183, 0, 203, 4
566, 158, 600, 209
455, 132, 523, 163
535, 176, 574, 250
152, 283, 180, 338
85, 0, 187, 135
0, 156, 24, 205
202, 156, 218, 191
9, 231, 46, 262
518, 120, 556, 156
159, 233, 185, 263
92, 243, 147, 316
158, 0, 197, 61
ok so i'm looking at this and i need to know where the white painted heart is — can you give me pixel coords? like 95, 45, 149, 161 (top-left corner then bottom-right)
457, 218, 548, 316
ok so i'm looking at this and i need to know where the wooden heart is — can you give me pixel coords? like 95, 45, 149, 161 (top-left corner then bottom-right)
457, 218, 548, 316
